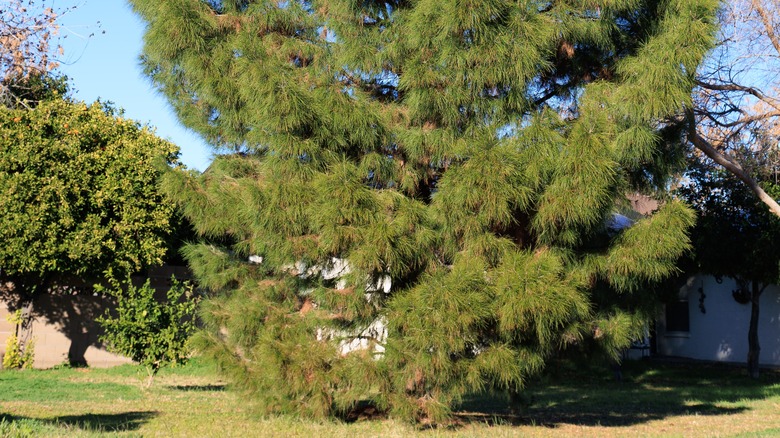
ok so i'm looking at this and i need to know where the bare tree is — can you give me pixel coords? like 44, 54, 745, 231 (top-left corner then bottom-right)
0, 0, 66, 106
0, 0, 60, 78
691, 0, 780, 216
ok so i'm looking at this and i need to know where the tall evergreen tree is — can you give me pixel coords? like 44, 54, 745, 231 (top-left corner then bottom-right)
131, 0, 717, 422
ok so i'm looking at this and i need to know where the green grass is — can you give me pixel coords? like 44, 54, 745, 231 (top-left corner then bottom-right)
0, 369, 142, 402
1, 358, 780, 437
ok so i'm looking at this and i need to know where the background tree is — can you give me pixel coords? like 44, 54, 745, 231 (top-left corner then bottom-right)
683, 0, 780, 378
678, 141, 780, 378
132, 0, 717, 422
690, 0, 780, 217
1, 1, 195, 370
0, 87, 183, 361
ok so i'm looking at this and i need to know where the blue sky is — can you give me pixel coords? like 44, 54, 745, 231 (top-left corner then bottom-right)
57, 1, 211, 171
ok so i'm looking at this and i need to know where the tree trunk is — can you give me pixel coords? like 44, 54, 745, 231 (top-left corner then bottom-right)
19, 297, 34, 344
747, 280, 763, 379
9, 274, 38, 353
145, 366, 155, 388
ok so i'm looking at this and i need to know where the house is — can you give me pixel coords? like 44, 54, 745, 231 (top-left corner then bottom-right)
655, 274, 780, 366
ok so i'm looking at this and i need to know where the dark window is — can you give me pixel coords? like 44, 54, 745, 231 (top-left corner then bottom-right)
665, 301, 690, 332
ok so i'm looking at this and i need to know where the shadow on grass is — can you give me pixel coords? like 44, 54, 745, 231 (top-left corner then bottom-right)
0, 411, 157, 433
54, 411, 158, 432
169, 384, 226, 392
454, 360, 780, 429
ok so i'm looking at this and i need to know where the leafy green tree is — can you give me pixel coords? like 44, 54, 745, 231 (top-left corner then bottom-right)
0, 88, 182, 340
678, 143, 780, 379
96, 277, 199, 386
131, 0, 717, 422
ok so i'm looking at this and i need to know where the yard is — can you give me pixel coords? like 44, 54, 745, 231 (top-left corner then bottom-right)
0, 359, 778, 437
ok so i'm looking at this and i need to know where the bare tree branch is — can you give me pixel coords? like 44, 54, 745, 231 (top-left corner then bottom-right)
688, 111, 780, 217
696, 79, 780, 112
691, 0, 780, 217
753, 0, 780, 55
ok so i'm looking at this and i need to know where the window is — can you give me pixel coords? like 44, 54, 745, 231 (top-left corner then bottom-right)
665, 300, 690, 332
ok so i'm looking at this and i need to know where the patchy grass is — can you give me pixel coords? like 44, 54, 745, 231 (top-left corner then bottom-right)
0, 358, 779, 437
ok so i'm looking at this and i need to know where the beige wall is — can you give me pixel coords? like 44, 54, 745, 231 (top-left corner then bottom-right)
0, 265, 191, 369
0, 297, 132, 368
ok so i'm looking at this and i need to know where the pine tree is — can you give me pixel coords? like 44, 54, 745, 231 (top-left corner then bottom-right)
130, 0, 717, 422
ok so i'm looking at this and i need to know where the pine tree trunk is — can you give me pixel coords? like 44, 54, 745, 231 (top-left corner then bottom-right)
747, 280, 762, 379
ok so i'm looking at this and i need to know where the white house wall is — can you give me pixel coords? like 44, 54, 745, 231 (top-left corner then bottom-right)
656, 275, 780, 366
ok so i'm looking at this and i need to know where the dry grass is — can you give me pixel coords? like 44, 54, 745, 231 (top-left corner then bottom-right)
1, 359, 779, 437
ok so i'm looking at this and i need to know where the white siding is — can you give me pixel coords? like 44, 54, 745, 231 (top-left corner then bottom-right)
656, 275, 780, 366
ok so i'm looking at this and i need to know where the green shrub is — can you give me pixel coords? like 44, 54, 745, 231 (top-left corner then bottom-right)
96, 277, 199, 386
3, 310, 34, 370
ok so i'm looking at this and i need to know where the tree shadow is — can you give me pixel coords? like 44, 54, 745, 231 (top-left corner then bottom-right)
341, 400, 388, 423
0, 411, 157, 433
0, 280, 113, 366
169, 384, 226, 392
454, 360, 778, 429
0, 267, 190, 367
36, 290, 113, 367
53, 411, 157, 432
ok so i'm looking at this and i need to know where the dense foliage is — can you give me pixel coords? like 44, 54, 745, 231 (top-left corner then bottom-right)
681, 163, 780, 285
131, 0, 717, 422
0, 92, 181, 298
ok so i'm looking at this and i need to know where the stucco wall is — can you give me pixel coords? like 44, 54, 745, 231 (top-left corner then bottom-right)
0, 265, 190, 369
656, 275, 780, 366
0, 294, 133, 368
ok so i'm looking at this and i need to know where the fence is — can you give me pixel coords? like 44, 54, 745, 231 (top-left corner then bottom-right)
0, 265, 190, 368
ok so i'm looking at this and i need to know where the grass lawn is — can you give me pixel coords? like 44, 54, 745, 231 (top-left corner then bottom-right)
1, 358, 779, 437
